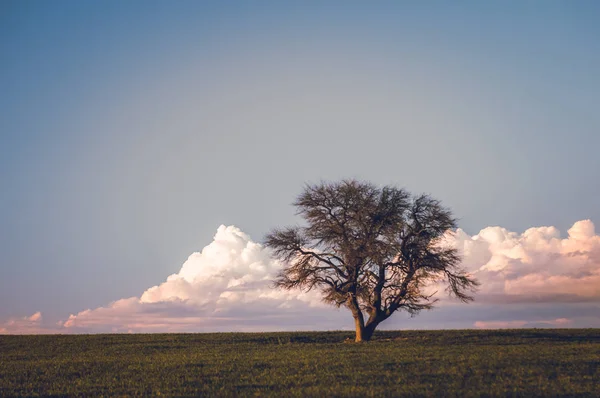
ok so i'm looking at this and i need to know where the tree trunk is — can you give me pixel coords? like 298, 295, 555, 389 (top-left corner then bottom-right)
354, 316, 379, 342
349, 294, 368, 342
363, 322, 377, 341
354, 316, 365, 342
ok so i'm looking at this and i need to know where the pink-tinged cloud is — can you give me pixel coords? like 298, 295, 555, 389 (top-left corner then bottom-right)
0, 311, 61, 334
4, 220, 600, 333
61, 226, 338, 333
449, 220, 600, 303
474, 318, 573, 329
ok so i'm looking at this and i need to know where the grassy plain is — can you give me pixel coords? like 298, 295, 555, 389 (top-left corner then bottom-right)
1, 329, 599, 396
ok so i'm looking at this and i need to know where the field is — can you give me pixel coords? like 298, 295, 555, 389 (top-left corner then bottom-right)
1, 329, 599, 397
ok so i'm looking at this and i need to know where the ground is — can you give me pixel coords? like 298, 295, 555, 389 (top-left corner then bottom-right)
1, 329, 599, 396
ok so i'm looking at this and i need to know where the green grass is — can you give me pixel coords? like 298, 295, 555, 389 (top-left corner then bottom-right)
1, 329, 599, 396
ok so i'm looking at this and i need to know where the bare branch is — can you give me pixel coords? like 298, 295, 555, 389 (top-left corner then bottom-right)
265, 180, 479, 342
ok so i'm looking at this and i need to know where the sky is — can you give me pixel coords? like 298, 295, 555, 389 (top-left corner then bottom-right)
1, 1, 600, 333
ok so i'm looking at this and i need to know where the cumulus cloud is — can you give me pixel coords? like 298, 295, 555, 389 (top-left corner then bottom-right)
4, 220, 600, 333
62, 226, 342, 333
449, 220, 600, 303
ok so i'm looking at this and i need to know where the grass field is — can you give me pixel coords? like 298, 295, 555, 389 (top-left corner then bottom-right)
1, 329, 599, 397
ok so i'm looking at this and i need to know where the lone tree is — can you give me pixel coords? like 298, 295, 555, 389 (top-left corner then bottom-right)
265, 180, 478, 342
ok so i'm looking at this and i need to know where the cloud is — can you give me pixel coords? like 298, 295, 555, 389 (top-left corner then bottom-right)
449, 220, 600, 303
0, 311, 58, 334
5, 220, 600, 333
474, 318, 572, 329
62, 226, 342, 333
27, 311, 42, 322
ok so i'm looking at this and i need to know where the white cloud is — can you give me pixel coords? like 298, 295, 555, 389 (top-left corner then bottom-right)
62, 226, 335, 333
137, 226, 321, 308
448, 220, 600, 303
5, 220, 600, 333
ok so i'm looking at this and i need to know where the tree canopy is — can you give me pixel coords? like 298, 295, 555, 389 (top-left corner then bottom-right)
265, 180, 479, 342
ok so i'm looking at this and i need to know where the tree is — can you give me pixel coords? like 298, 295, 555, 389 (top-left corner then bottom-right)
265, 180, 479, 342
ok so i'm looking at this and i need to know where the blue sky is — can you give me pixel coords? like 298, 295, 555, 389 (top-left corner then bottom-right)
1, 1, 600, 332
